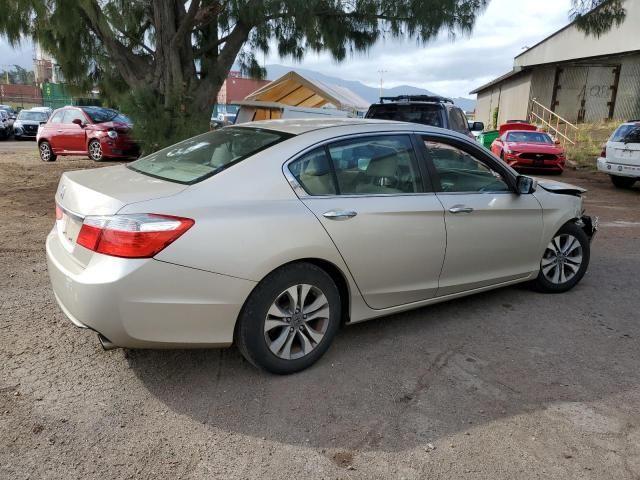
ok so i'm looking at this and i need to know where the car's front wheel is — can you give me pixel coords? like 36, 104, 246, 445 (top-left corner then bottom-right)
236, 263, 341, 374
610, 175, 636, 189
88, 139, 104, 161
532, 222, 590, 293
39, 141, 57, 162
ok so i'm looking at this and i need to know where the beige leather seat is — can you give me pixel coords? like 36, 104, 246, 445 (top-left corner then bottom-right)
300, 155, 334, 195
356, 155, 403, 194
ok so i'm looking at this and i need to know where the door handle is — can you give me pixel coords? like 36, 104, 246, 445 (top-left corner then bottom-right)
448, 205, 474, 214
323, 209, 357, 221
57, 129, 63, 133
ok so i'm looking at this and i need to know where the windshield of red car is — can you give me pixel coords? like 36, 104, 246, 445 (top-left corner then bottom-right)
82, 107, 130, 124
505, 132, 553, 144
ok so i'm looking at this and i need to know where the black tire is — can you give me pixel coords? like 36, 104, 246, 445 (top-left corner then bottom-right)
610, 175, 636, 189
532, 221, 590, 293
88, 139, 104, 161
235, 262, 341, 374
39, 141, 57, 162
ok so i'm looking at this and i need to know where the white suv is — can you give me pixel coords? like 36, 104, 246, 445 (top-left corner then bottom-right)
597, 121, 640, 188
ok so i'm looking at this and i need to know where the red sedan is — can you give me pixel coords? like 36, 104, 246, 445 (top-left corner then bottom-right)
37, 106, 140, 162
491, 130, 566, 174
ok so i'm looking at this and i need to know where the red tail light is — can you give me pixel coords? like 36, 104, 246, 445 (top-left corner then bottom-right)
600, 144, 607, 158
55, 204, 64, 220
77, 214, 194, 258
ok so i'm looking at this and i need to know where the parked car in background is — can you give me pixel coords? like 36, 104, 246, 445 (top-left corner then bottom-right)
47, 118, 596, 374
0, 110, 10, 139
596, 121, 640, 188
37, 106, 139, 162
0, 104, 17, 129
365, 95, 484, 138
13, 108, 50, 140
491, 130, 566, 174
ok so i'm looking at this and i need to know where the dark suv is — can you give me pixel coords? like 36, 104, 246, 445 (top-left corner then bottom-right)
365, 95, 483, 138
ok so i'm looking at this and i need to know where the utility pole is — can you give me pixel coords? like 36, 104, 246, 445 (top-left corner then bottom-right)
377, 69, 388, 99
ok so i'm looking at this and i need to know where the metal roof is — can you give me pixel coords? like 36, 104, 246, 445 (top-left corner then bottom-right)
243, 71, 370, 112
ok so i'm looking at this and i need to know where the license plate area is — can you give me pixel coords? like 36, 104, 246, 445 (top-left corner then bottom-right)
56, 206, 84, 252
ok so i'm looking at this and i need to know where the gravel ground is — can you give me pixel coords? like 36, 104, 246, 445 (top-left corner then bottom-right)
1, 140, 640, 479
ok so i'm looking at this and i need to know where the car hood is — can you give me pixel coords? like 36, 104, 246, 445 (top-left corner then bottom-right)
534, 177, 586, 195
506, 142, 563, 153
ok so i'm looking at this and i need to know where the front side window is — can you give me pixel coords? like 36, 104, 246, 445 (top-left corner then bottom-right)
424, 139, 510, 193
63, 109, 86, 125
49, 111, 65, 124
129, 127, 291, 184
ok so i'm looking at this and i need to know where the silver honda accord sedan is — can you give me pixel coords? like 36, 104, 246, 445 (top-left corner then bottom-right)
47, 118, 596, 374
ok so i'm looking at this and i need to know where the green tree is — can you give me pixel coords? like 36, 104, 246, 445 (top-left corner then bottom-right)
0, 65, 36, 85
571, 0, 628, 37
0, 0, 490, 151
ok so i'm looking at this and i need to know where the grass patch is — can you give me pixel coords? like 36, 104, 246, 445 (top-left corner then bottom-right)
566, 121, 618, 170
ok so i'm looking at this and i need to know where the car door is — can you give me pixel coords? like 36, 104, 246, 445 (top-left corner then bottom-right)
287, 133, 446, 310
61, 109, 88, 152
420, 135, 543, 296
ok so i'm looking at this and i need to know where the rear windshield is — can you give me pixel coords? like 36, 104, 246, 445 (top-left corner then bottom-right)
128, 127, 292, 184
611, 124, 640, 143
505, 131, 553, 143
366, 104, 443, 128
17, 111, 48, 122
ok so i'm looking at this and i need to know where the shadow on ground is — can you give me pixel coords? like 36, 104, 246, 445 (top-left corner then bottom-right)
127, 252, 639, 452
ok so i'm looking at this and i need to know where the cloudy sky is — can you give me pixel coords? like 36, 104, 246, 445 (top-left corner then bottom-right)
0, 0, 572, 98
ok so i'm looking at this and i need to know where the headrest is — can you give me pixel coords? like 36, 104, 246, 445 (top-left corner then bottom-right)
304, 156, 330, 176
366, 156, 397, 177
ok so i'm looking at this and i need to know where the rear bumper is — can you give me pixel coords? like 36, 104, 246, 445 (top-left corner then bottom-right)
597, 157, 640, 178
46, 229, 256, 348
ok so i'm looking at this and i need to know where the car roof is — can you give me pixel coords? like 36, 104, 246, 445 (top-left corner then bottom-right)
504, 130, 548, 134
231, 118, 479, 147
233, 118, 407, 135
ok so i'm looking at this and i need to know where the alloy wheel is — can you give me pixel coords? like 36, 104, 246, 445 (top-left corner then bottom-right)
541, 233, 583, 284
264, 284, 330, 360
89, 141, 103, 161
39, 143, 51, 161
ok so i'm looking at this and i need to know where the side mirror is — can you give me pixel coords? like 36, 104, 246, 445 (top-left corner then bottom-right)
72, 118, 84, 127
516, 175, 536, 194
471, 121, 484, 132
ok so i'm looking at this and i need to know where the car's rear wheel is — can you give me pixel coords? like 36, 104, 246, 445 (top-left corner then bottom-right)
88, 139, 104, 161
532, 222, 590, 293
39, 141, 56, 162
236, 262, 341, 374
610, 175, 636, 189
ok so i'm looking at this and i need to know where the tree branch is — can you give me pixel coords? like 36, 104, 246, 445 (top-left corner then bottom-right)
77, 0, 148, 87
173, 0, 201, 45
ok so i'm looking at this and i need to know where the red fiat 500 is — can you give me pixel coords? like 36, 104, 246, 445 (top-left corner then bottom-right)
37, 106, 140, 162
491, 130, 566, 174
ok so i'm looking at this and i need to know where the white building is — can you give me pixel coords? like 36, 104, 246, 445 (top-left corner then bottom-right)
471, 1, 640, 128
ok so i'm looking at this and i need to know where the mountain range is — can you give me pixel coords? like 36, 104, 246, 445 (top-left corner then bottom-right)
265, 64, 476, 112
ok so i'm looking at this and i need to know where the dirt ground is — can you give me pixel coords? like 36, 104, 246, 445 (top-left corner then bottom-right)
1, 139, 640, 480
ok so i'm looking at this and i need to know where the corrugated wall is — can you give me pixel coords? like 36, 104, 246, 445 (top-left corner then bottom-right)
613, 53, 640, 121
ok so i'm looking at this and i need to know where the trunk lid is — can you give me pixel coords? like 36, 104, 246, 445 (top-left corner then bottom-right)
55, 165, 187, 260
607, 141, 640, 166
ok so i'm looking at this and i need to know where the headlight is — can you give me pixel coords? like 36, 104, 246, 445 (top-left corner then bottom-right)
107, 130, 118, 139
504, 148, 512, 154
13, 121, 22, 128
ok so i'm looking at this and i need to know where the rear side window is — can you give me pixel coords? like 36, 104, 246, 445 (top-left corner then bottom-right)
366, 104, 443, 128
129, 127, 292, 184
288, 135, 423, 196
611, 124, 640, 143
448, 108, 469, 133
